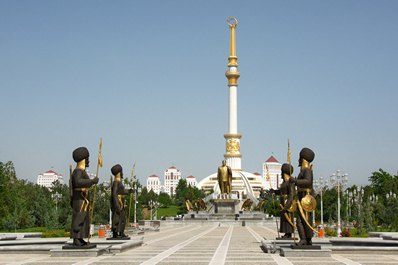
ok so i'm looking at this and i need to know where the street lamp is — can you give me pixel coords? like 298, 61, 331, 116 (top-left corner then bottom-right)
314, 177, 327, 228
352, 187, 364, 225
148, 200, 160, 221
103, 180, 112, 227
134, 186, 142, 225
386, 191, 397, 199
330, 170, 348, 237
53, 192, 62, 212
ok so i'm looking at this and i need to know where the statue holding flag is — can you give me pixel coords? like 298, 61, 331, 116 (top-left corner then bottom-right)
68, 147, 99, 247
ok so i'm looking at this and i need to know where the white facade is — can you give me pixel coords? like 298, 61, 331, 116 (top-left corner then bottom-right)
147, 174, 161, 194
164, 166, 181, 197
186, 175, 197, 187
145, 167, 197, 196
263, 156, 282, 190
37, 170, 63, 190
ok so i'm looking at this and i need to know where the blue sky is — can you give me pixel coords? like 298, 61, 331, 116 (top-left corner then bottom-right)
0, 1, 397, 187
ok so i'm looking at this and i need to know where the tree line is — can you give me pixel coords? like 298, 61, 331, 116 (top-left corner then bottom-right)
0, 161, 204, 231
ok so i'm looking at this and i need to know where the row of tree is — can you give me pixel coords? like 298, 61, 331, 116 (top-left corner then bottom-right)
262, 169, 398, 231
316, 169, 398, 231
0, 161, 205, 231
1, 161, 396, 231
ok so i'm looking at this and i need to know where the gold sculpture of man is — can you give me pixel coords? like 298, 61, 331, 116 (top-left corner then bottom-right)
217, 160, 232, 194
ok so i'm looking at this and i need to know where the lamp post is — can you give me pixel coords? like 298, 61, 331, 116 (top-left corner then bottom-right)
346, 189, 349, 223
53, 192, 61, 212
314, 177, 327, 228
352, 187, 364, 225
103, 180, 112, 227
330, 170, 348, 237
134, 186, 142, 225
148, 200, 160, 221
386, 191, 397, 200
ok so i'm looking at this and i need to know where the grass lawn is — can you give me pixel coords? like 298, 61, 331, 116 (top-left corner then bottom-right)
156, 205, 179, 219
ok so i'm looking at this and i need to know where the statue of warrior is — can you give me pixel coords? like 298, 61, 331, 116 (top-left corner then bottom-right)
217, 160, 232, 194
289, 147, 316, 246
70, 147, 98, 247
278, 163, 295, 238
110, 164, 132, 239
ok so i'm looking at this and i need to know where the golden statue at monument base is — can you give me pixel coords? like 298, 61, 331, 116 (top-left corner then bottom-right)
217, 160, 233, 194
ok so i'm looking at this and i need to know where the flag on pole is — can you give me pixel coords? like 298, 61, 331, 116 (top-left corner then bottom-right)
98, 138, 103, 168
287, 139, 292, 164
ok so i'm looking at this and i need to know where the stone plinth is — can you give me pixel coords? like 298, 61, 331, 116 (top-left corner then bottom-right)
213, 199, 239, 214
51, 248, 105, 257
280, 247, 331, 257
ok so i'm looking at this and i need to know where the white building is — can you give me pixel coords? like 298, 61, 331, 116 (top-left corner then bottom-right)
147, 174, 161, 194
186, 175, 197, 187
263, 156, 282, 190
37, 169, 63, 190
164, 166, 181, 197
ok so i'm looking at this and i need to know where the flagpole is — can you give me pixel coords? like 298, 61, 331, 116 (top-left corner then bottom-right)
288, 138, 297, 244
127, 162, 136, 229
88, 138, 103, 242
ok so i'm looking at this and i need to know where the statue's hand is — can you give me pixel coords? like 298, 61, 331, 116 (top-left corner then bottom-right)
289, 177, 296, 184
129, 188, 134, 194
92, 177, 99, 185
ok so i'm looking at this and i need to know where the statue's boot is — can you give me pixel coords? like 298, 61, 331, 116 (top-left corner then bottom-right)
306, 238, 312, 245
296, 221, 307, 246
73, 238, 84, 246
282, 233, 292, 238
79, 238, 88, 245
119, 232, 128, 238
112, 229, 118, 238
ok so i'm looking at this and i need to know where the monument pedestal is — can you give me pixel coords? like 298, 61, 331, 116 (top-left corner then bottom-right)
213, 199, 240, 214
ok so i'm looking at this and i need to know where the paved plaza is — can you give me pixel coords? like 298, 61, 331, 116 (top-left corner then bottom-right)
1, 221, 398, 265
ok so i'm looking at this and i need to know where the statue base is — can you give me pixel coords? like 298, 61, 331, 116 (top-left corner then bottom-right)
106, 237, 130, 240
213, 198, 240, 214
62, 243, 97, 249
290, 244, 321, 249
275, 237, 297, 240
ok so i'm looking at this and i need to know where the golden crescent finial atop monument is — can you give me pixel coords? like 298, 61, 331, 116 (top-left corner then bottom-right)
227, 17, 238, 28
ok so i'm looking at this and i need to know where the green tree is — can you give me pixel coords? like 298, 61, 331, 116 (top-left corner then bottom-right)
158, 192, 172, 207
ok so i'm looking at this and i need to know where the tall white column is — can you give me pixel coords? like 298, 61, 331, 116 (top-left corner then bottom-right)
224, 18, 242, 171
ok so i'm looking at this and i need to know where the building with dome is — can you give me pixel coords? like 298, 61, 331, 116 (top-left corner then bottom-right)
37, 169, 63, 190
263, 156, 282, 190
186, 175, 197, 187
147, 174, 161, 194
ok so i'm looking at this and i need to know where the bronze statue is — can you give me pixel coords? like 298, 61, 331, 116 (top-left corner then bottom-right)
217, 160, 232, 194
70, 147, 98, 247
278, 164, 295, 239
110, 164, 132, 239
241, 198, 253, 211
289, 147, 317, 246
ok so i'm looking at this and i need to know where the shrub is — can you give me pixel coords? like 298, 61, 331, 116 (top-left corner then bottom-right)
340, 228, 351, 237
324, 227, 337, 237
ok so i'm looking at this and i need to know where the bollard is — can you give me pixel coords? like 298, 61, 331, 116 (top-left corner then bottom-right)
98, 225, 105, 238
242, 220, 246, 227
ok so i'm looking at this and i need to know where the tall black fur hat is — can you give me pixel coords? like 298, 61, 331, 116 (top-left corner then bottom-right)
299, 147, 315, 163
72, 147, 89, 162
281, 163, 294, 175
111, 164, 123, 176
